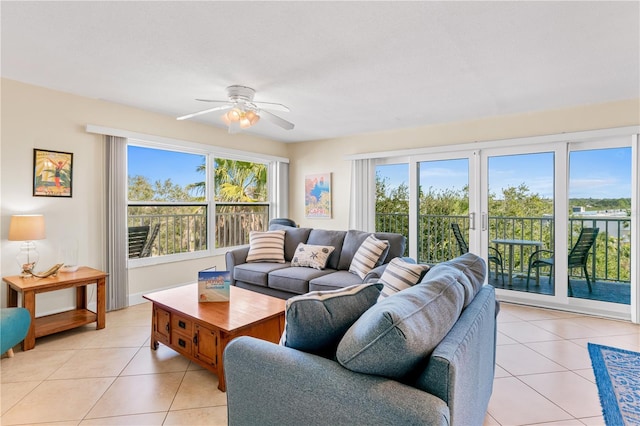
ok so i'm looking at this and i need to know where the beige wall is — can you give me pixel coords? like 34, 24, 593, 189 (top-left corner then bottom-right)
2, 77, 638, 313
0, 78, 288, 312
287, 98, 640, 229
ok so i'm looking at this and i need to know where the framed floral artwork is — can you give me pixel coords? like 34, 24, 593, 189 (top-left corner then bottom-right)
33, 149, 73, 197
305, 172, 331, 218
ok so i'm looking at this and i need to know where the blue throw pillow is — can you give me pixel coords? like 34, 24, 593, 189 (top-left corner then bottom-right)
336, 269, 465, 379
280, 282, 383, 357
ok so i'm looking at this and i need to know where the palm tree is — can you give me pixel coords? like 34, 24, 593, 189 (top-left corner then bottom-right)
187, 158, 268, 247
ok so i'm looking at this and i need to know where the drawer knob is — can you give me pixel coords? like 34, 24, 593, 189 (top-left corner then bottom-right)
178, 338, 186, 348
178, 320, 186, 329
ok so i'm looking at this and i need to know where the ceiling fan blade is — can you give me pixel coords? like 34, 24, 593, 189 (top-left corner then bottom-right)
252, 101, 290, 113
260, 109, 295, 130
177, 104, 232, 121
195, 99, 228, 103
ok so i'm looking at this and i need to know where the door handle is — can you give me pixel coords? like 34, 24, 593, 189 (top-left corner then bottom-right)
469, 212, 476, 230
481, 213, 488, 231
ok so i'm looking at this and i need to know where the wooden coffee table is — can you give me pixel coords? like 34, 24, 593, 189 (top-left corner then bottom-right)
143, 284, 285, 391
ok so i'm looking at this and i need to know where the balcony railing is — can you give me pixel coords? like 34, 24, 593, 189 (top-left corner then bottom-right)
126, 205, 630, 284
376, 213, 631, 284
128, 203, 269, 257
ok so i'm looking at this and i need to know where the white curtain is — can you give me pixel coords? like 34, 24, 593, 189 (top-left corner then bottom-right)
271, 161, 289, 220
105, 135, 128, 311
349, 159, 376, 231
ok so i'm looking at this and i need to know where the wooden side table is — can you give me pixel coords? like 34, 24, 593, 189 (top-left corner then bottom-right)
3, 266, 107, 351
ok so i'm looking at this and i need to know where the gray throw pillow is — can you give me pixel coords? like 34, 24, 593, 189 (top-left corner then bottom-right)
280, 282, 383, 357
336, 271, 465, 379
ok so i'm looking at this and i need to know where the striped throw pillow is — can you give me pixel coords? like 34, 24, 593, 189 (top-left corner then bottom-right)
378, 258, 430, 301
349, 235, 389, 279
246, 230, 286, 263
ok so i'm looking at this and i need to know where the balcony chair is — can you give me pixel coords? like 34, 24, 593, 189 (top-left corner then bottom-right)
128, 225, 149, 258
526, 227, 599, 296
128, 224, 160, 259
451, 223, 505, 285
140, 223, 160, 258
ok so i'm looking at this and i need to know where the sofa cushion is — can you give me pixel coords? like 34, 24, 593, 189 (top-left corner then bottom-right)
269, 225, 313, 261
336, 267, 465, 379
233, 262, 291, 287
306, 229, 346, 270
291, 243, 335, 270
378, 258, 431, 301
309, 270, 365, 292
246, 230, 286, 263
280, 282, 383, 357
428, 252, 486, 308
374, 232, 407, 263
268, 267, 335, 295
349, 235, 389, 279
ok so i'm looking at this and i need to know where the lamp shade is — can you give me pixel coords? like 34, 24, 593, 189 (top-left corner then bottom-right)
8, 215, 46, 241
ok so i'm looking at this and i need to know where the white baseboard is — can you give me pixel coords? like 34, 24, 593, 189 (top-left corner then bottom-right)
128, 281, 194, 306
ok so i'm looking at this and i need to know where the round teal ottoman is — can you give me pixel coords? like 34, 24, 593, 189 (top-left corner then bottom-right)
1, 307, 31, 357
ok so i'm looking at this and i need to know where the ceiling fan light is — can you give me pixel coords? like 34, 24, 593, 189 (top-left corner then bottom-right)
246, 110, 260, 125
229, 108, 242, 122
239, 118, 252, 129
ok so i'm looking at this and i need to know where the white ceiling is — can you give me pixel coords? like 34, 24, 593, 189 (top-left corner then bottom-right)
2, 1, 639, 143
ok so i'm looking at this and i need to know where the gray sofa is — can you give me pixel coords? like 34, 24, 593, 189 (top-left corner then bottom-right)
225, 226, 406, 299
224, 253, 498, 426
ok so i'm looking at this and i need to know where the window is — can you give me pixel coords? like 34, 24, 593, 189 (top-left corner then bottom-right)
375, 163, 409, 254
127, 142, 282, 261
128, 145, 208, 258
213, 159, 269, 248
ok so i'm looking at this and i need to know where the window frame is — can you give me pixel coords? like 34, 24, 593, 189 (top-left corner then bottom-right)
126, 138, 286, 268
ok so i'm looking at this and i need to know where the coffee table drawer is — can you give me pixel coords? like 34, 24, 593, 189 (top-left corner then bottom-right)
171, 313, 193, 335
172, 330, 193, 356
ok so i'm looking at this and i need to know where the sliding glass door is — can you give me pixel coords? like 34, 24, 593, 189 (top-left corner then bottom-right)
416, 156, 472, 264
371, 130, 637, 321
483, 150, 555, 296
567, 143, 632, 306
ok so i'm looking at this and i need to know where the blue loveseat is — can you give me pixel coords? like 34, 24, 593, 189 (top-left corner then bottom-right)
224, 253, 498, 425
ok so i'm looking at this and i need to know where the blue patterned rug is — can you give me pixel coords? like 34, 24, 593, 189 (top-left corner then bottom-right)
588, 343, 640, 425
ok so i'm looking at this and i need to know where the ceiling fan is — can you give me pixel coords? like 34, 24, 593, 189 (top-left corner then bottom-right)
177, 85, 294, 131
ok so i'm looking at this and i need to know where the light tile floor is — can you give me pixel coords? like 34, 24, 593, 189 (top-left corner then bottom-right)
486, 302, 640, 426
1, 301, 638, 425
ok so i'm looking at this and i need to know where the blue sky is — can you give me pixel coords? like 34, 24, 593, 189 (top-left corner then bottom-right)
129, 145, 632, 199
377, 147, 632, 199
128, 146, 204, 188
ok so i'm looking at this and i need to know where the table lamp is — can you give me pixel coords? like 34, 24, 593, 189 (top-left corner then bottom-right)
8, 214, 46, 277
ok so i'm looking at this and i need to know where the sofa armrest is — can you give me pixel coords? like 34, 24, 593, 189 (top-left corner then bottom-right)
224, 336, 450, 426
416, 285, 497, 426
225, 247, 250, 286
